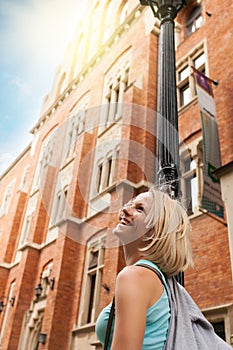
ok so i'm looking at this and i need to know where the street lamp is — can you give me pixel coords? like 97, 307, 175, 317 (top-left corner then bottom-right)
140, 0, 187, 199
140, 0, 187, 285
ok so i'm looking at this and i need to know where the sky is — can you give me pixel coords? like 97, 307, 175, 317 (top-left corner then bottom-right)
0, 0, 84, 175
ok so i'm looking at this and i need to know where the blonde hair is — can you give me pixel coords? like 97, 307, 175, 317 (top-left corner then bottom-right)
140, 188, 194, 277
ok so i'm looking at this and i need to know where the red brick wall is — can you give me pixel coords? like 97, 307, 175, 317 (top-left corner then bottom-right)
176, 0, 233, 307
2, 247, 40, 349
186, 214, 232, 309
177, 0, 233, 165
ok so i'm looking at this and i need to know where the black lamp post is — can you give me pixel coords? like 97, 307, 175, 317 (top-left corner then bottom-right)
140, 0, 187, 199
140, 0, 187, 285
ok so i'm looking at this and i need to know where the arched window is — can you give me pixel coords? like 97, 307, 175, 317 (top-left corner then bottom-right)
180, 139, 203, 216
73, 34, 85, 78
103, 0, 115, 43
56, 72, 66, 98
78, 235, 106, 325
0, 179, 15, 217
92, 144, 120, 196
64, 101, 87, 163
186, 6, 202, 36
55, 187, 68, 222
119, 1, 129, 25
101, 57, 130, 128
88, 3, 101, 61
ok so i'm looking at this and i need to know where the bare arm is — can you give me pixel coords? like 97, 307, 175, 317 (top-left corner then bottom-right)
110, 265, 163, 350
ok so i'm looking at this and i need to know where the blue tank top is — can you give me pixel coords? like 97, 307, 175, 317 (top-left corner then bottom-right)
95, 260, 170, 350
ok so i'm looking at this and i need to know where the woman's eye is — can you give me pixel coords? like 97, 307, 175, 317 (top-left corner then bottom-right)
136, 206, 144, 212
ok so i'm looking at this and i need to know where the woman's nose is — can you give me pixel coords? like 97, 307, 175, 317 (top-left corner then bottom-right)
122, 205, 133, 216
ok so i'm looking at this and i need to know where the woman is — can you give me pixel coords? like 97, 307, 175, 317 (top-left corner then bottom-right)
96, 188, 193, 350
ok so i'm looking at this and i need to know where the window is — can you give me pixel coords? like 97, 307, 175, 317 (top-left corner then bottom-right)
211, 321, 226, 341
17, 301, 45, 350
182, 156, 198, 215
88, 3, 101, 60
180, 83, 191, 106
106, 157, 113, 188
119, 1, 129, 25
64, 104, 87, 163
96, 162, 103, 193
102, 67, 129, 126
48, 158, 73, 240
100, 50, 131, 130
32, 129, 57, 191
94, 148, 119, 195
19, 165, 29, 192
0, 281, 15, 343
43, 133, 56, 168
20, 215, 33, 244
88, 145, 119, 217
73, 34, 85, 78
177, 45, 206, 108
103, 0, 115, 43
186, 6, 203, 37
180, 139, 203, 216
55, 188, 68, 222
56, 72, 66, 98
15, 192, 38, 259
0, 179, 15, 217
79, 236, 106, 325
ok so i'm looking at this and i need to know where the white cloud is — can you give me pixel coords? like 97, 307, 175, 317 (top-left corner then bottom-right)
10, 77, 31, 99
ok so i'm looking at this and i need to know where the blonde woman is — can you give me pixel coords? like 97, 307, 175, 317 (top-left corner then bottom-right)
96, 188, 193, 350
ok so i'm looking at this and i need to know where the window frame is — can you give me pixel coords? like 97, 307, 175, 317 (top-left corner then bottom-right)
181, 156, 198, 215
93, 146, 119, 197
64, 104, 87, 164
78, 235, 106, 326
203, 306, 233, 345
119, 1, 129, 25
177, 44, 206, 109
100, 50, 131, 131
0, 281, 16, 342
54, 187, 68, 223
32, 128, 58, 192
180, 138, 203, 217
186, 5, 203, 37
0, 179, 16, 217
103, 72, 129, 126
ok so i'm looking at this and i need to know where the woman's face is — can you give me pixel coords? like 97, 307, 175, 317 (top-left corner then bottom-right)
113, 191, 153, 244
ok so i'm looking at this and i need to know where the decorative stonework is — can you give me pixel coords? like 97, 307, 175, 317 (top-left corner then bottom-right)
30, 4, 144, 135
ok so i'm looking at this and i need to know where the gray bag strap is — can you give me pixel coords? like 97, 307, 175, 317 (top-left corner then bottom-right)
136, 262, 170, 296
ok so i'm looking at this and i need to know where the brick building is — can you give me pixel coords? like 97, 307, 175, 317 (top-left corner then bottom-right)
0, 0, 233, 349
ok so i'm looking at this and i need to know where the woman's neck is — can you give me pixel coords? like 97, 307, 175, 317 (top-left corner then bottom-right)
123, 242, 142, 266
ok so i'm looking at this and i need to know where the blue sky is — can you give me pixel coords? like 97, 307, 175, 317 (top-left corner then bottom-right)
0, 0, 84, 175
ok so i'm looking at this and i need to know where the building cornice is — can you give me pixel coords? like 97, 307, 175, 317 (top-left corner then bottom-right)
30, 4, 146, 135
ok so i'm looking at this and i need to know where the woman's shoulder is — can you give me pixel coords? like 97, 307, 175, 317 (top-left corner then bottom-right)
114, 266, 153, 312
117, 264, 154, 284
116, 263, 163, 305
135, 259, 167, 284
116, 265, 145, 289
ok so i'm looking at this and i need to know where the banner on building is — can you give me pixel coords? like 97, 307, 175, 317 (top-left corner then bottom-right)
193, 67, 224, 218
